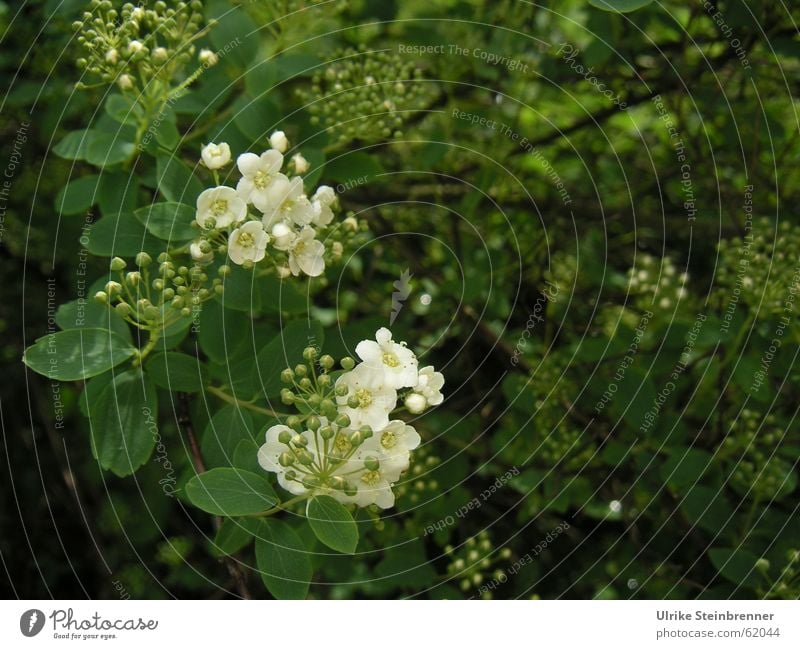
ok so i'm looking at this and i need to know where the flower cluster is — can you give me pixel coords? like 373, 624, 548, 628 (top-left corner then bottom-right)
299, 46, 433, 147
193, 135, 358, 277
626, 253, 689, 311
93, 252, 220, 337
444, 532, 510, 596
716, 218, 800, 315
73, 0, 211, 92
720, 408, 796, 501
257, 327, 444, 509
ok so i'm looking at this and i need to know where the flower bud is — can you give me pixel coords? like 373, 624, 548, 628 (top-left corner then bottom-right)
340, 356, 355, 370
198, 48, 219, 66
291, 153, 309, 174
278, 452, 294, 467
115, 302, 132, 317
94, 291, 108, 304
319, 425, 334, 440
200, 141, 231, 169
307, 415, 321, 431
117, 74, 134, 91
152, 47, 168, 63
269, 130, 288, 153
278, 430, 292, 445
110, 257, 127, 271
280, 389, 295, 405
135, 251, 152, 267
319, 354, 334, 370
335, 414, 350, 428
363, 456, 379, 471
405, 392, 427, 414
302, 346, 318, 361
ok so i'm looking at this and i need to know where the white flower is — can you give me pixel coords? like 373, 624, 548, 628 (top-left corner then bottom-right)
288, 226, 325, 277
190, 240, 213, 264
356, 327, 418, 389
236, 150, 285, 212
260, 176, 314, 227
291, 153, 309, 174
270, 130, 288, 153
199, 48, 219, 66
313, 185, 336, 207
335, 363, 397, 431
339, 455, 399, 509
201, 142, 231, 169
364, 420, 420, 475
310, 187, 336, 227
228, 221, 269, 265
412, 365, 445, 407
311, 199, 334, 227
258, 424, 314, 496
270, 221, 296, 251
196, 186, 247, 229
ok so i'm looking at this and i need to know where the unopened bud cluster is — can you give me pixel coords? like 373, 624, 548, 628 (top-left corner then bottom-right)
93, 251, 220, 330
716, 218, 800, 315
73, 0, 208, 92
626, 253, 689, 312
300, 46, 433, 146
444, 531, 509, 596
720, 408, 795, 501
258, 327, 444, 509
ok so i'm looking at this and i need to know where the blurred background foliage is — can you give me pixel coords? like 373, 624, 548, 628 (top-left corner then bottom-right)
2, 0, 800, 598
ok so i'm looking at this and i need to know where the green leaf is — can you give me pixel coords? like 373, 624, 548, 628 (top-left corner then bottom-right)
201, 405, 255, 468
133, 202, 196, 241
86, 211, 161, 257
252, 318, 324, 397
23, 328, 136, 381
660, 448, 713, 490
55, 297, 132, 342
709, 548, 762, 588
681, 485, 734, 535
185, 468, 277, 516
212, 517, 260, 557
156, 155, 203, 203
87, 369, 158, 476
233, 94, 280, 143
96, 171, 139, 216
255, 519, 312, 599
197, 298, 250, 363
53, 129, 97, 160
324, 151, 384, 184
307, 496, 358, 554
55, 175, 99, 215
588, 0, 654, 12
105, 93, 144, 126
233, 438, 262, 474
145, 352, 207, 392
85, 131, 136, 167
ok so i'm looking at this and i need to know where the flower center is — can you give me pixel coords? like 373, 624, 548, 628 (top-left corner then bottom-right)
211, 199, 228, 216
253, 170, 270, 189
237, 231, 254, 248
382, 352, 400, 367
333, 433, 351, 455
360, 470, 381, 487
355, 388, 373, 408
380, 431, 397, 449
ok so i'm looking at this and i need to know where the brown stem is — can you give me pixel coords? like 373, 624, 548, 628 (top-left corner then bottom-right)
178, 392, 252, 599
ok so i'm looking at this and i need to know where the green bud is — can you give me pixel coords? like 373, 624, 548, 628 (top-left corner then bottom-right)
286, 416, 302, 431
295, 364, 308, 377
360, 425, 373, 439
335, 414, 351, 428
364, 456, 379, 471
94, 291, 108, 305
319, 354, 334, 370
135, 251, 152, 267
307, 415, 320, 431
280, 389, 295, 405
291, 433, 308, 447
302, 346, 318, 361
349, 431, 363, 447
343, 482, 357, 497
278, 452, 293, 467
334, 384, 349, 397
280, 368, 294, 383
347, 395, 359, 409
297, 450, 314, 466
319, 425, 334, 440
307, 394, 321, 409
299, 377, 312, 390
110, 257, 126, 271
115, 302, 132, 317
340, 356, 355, 370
